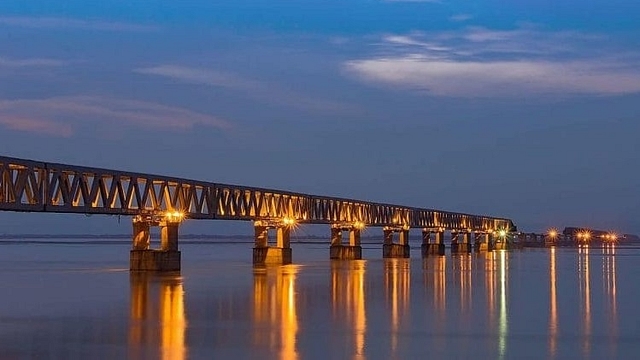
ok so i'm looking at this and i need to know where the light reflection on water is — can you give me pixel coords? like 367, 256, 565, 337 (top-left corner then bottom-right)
0, 242, 636, 358
252, 265, 300, 360
549, 247, 558, 358
579, 244, 592, 356
331, 260, 367, 360
384, 258, 410, 356
498, 250, 508, 360
129, 272, 187, 360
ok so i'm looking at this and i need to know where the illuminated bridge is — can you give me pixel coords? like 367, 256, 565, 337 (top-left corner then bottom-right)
0, 155, 516, 271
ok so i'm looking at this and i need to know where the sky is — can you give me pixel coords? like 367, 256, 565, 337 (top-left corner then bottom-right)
0, 0, 639, 236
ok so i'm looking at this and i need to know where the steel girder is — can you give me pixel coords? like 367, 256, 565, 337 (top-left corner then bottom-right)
0, 156, 514, 231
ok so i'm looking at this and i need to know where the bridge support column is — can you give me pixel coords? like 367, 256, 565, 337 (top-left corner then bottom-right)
493, 240, 508, 250
383, 226, 410, 258
132, 220, 151, 250
421, 229, 445, 256
253, 220, 293, 266
451, 231, 471, 254
130, 215, 181, 272
330, 224, 362, 260
474, 233, 490, 252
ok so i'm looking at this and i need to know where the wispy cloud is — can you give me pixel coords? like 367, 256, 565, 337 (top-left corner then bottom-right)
136, 65, 357, 113
0, 96, 231, 137
0, 117, 73, 137
0, 56, 67, 68
0, 16, 158, 32
450, 14, 473, 22
345, 27, 640, 97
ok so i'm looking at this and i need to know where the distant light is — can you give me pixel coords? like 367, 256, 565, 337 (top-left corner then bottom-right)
354, 221, 366, 230
498, 230, 507, 238
548, 229, 558, 238
578, 231, 591, 241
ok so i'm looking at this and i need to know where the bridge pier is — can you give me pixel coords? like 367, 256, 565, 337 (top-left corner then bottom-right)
253, 220, 293, 266
330, 224, 362, 260
130, 214, 182, 272
451, 231, 472, 254
383, 226, 411, 258
421, 229, 445, 256
491, 233, 510, 250
474, 232, 491, 252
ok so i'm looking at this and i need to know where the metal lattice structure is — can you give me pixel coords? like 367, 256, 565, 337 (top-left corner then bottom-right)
0, 156, 514, 231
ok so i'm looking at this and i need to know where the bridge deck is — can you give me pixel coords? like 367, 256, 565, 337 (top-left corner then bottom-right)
0, 156, 514, 231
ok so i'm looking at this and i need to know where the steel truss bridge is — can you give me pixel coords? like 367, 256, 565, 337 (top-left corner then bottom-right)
0, 155, 515, 232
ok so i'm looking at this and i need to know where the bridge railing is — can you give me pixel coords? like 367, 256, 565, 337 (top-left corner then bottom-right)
1, 156, 514, 231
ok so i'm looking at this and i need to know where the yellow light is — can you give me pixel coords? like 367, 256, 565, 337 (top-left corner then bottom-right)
498, 230, 507, 238
354, 221, 366, 230
165, 210, 185, 223
282, 217, 296, 227
548, 229, 558, 238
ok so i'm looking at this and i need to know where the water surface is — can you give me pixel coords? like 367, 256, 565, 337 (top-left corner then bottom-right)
0, 241, 638, 359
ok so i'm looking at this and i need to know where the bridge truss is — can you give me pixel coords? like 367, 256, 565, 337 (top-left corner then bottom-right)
0, 156, 514, 231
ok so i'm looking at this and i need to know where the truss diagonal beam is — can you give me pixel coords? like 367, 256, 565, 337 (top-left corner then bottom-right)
0, 156, 515, 231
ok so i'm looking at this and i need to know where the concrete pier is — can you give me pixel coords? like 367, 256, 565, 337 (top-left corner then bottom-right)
474, 233, 491, 252
253, 220, 293, 265
451, 232, 472, 254
130, 214, 182, 272
330, 245, 363, 260
383, 244, 411, 258
492, 241, 509, 250
383, 226, 411, 258
329, 224, 362, 260
253, 247, 292, 265
130, 250, 181, 271
421, 230, 445, 256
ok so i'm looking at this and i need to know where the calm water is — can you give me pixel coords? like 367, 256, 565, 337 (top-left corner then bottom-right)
0, 240, 639, 359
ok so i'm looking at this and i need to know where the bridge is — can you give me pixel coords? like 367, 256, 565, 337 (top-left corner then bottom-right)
0, 155, 516, 271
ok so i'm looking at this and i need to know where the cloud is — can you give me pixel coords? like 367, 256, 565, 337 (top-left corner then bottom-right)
0, 117, 73, 137
0, 16, 158, 32
0, 96, 231, 137
449, 14, 473, 22
345, 27, 640, 97
0, 56, 67, 68
136, 65, 357, 113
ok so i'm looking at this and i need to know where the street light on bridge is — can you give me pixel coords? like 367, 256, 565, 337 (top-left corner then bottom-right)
282, 217, 297, 227
164, 211, 185, 223
576, 230, 591, 243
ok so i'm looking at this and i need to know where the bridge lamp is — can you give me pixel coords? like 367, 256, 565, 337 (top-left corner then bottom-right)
579, 231, 591, 241
354, 221, 366, 230
498, 229, 507, 238
547, 229, 558, 239
282, 217, 296, 227
165, 210, 185, 223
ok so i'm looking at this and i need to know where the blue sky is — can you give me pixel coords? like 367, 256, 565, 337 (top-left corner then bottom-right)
1, 0, 639, 235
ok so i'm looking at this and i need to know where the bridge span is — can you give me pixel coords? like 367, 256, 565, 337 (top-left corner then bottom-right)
1, 155, 516, 270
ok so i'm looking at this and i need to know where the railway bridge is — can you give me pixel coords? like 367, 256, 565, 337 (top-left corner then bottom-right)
0, 156, 516, 271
